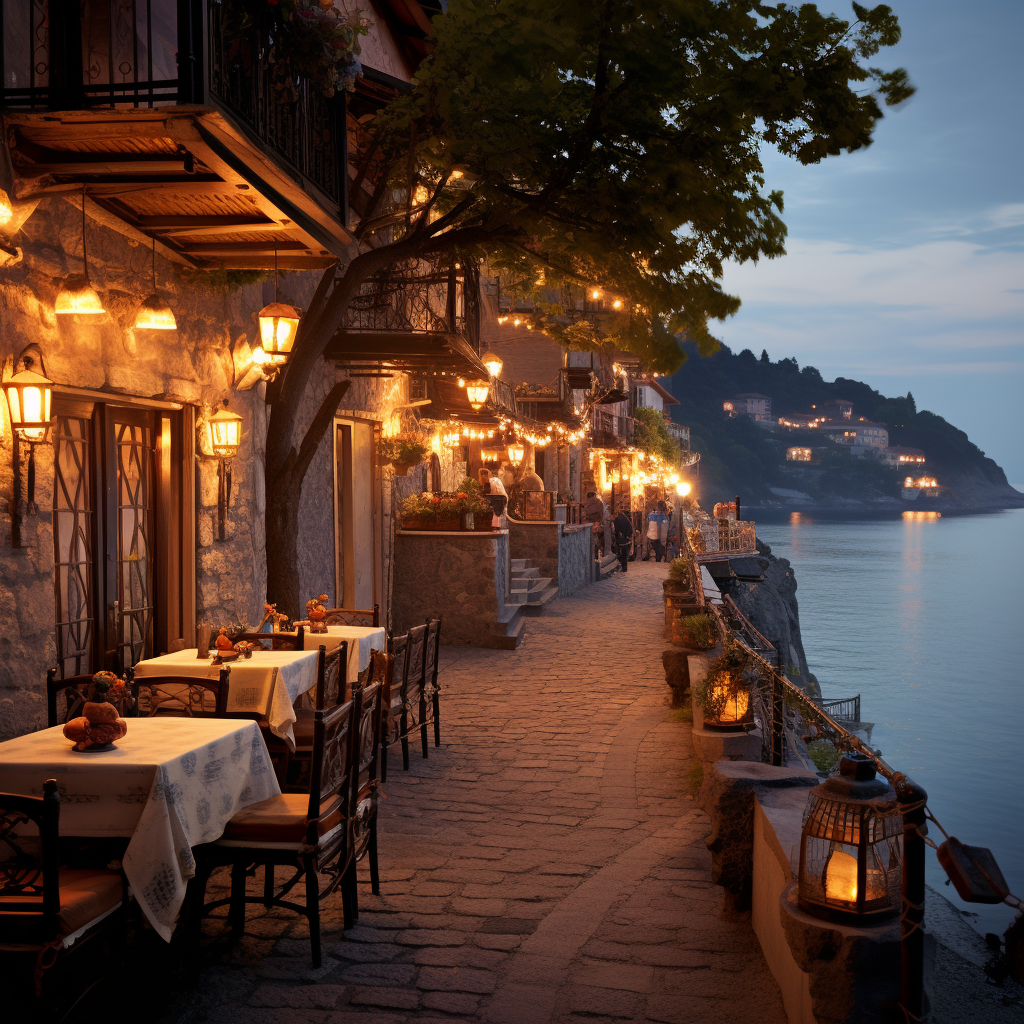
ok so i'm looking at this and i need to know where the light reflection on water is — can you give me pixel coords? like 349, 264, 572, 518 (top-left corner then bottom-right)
757, 508, 1024, 936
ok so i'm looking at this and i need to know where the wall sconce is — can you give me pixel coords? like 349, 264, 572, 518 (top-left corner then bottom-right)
482, 350, 503, 378
2, 346, 54, 547
206, 401, 243, 542
465, 379, 490, 411
797, 753, 903, 924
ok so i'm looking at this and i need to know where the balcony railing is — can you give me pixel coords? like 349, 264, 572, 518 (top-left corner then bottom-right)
0, 0, 344, 206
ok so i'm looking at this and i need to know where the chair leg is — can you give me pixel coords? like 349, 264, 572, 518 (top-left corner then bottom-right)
187, 859, 213, 944
229, 862, 248, 932
369, 823, 380, 896
263, 864, 274, 907
433, 691, 441, 747
304, 857, 321, 969
347, 859, 360, 922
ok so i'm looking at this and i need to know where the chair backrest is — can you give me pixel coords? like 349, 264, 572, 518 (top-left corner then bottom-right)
233, 626, 305, 652
131, 668, 230, 717
388, 632, 410, 683
354, 682, 383, 782
307, 691, 359, 860
423, 617, 443, 690
45, 669, 134, 727
323, 604, 380, 628
0, 779, 60, 921
313, 642, 346, 710
404, 624, 428, 695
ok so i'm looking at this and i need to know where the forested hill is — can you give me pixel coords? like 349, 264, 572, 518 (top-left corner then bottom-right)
663, 344, 1022, 510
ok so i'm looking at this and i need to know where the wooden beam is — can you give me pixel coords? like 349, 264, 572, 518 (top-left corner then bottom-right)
17, 180, 249, 198
15, 160, 197, 178
176, 240, 308, 253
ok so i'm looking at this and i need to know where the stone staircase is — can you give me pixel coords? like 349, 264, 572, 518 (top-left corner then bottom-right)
595, 550, 621, 581
509, 558, 559, 615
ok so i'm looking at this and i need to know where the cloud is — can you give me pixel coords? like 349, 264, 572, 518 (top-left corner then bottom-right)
721, 237, 1024, 333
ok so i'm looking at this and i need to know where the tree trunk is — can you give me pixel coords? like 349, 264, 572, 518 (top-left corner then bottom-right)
265, 463, 302, 616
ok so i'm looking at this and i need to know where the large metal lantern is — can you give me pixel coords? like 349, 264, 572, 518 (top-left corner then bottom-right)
465, 379, 490, 411
3, 361, 53, 443
258, 302, 301, 364
208, 404, 243, 459
700, 645, 754, 731
798, 752, 903, 923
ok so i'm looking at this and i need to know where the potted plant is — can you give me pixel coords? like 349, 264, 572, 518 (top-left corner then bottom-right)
694, 643, 755, 731
674, 613, 717, 651
378, 431, 429, 476
436, 494, 462, 531
664, 556, 694, 594
400, 493, 437, 530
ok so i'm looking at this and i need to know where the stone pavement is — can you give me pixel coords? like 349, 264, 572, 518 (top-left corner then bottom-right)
164, 561, 786, 1024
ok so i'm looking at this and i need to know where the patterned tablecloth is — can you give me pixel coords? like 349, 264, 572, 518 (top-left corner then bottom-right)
133, 648, 319, 748
0, 718, 279, 942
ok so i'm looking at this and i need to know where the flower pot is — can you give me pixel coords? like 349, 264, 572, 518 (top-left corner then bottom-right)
402, 516, 428, 531
474, 516, 495, 531
436, 516, 461, 532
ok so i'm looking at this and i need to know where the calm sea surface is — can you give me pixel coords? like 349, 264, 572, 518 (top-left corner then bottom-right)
755, 507, 1024, 936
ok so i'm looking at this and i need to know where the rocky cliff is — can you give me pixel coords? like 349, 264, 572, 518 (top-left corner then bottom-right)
722, 539, 820, 697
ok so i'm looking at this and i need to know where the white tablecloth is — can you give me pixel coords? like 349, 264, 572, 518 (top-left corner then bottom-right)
0, 719, 279, 942
133, 649, 319, 748
285, 625, 386, 679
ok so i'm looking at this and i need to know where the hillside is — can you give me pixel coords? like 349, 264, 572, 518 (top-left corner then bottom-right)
663, 344, 1023, 510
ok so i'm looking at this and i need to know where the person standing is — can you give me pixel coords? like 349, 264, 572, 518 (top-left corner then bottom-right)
478, 467, 507, 521
645, 500, 670, 562
585, 490, 605, 558
613, 509, 633, 573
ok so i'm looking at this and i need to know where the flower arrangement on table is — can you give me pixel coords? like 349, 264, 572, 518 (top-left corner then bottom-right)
377, 431, 430, 475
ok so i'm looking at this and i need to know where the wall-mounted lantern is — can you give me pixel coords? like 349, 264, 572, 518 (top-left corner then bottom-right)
465, 379, 490, 411
482, 350, 503, 378
797, 752, 903, 924
56, 186, 104, 316
507, 442, 525, 467
2, 346, 54, 547
206, 401, 243, 542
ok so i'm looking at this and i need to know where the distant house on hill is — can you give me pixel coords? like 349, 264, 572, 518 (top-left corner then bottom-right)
724, 393, 773, 428
877, 446, 926, 468
777, 412, 822, 429
824, 420, 889, 455
819, 398, 854, 421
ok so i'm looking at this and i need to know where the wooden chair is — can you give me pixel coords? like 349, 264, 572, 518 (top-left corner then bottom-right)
351, 676, 385, 918
264, 643, 347, 792
232, 625, 305, 651
130, 668, 230, 717
423, 617, 443, 748
45, 668, 135, 727
381, 632, 409, 782
323, 604, 380, 628
0, 780, 125, 1015
191, 689, 361, 968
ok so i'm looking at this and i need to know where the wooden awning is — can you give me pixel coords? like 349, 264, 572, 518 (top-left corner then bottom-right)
324, 330, 489, 378
3, 107, 354, 270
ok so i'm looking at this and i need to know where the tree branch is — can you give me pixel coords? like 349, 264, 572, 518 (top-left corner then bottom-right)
293, 380, 352, 484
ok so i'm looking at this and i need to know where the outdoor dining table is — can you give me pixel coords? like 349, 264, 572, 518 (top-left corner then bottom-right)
281, 625, 386, 682
133, 648, 319, 749
0, 718, 279, 942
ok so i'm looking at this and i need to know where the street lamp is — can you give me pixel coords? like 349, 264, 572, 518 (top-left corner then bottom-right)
465, 379, 490, 411
482, 350, 503, 377
797, 752, 903, 924
507, 443, 525, 466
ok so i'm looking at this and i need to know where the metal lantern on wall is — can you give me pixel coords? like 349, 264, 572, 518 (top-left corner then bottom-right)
507, 442, 525, 466
3, 358, 53, 443
208, 404, 243, 459
798, 752, 903, 923
465, 379, 490, 411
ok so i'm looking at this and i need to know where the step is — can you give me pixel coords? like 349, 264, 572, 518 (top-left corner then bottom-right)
510, 558, 529, 571
521, 583, 559, 615
596, 553, 620, 581
493, 608, 526, 648
509, 579, 553, 604
510, 566, 542, 580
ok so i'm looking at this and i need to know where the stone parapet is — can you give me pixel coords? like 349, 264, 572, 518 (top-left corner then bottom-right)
507, 519, 592, 598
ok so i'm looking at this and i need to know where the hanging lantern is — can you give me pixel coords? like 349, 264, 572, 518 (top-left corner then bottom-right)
208, 403, 243, 459
135, 240, 176, 330
0, 189, 13, 227
258, 302, 301, 363
2, 360, 53, 443
465, 379, 490, 410
507, 443, 525, 466
56, 186, 104, 316
798, 753, 904, 924
482, 350, 504, 377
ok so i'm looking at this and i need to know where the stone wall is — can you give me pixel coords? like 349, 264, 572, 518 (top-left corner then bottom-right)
392, 530, 512, 648
0, 197, 406, 738
508, 521, 559, 583
557, 524, 592, 597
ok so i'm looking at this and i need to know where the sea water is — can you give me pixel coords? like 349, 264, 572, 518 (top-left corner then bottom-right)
755, 507, 1024, 937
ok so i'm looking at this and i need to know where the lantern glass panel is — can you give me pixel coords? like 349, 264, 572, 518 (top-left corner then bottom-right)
208, 409, 242, 458
258, 303, 301, 360
466, 380, 490, 409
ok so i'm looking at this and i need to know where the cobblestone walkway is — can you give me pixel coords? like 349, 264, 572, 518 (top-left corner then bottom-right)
169, 562, 786, 1024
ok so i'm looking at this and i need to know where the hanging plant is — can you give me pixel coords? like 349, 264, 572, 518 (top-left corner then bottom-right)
378, 431, 429, 474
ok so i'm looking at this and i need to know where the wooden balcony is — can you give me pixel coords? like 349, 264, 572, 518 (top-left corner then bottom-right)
0, 0, 357, 269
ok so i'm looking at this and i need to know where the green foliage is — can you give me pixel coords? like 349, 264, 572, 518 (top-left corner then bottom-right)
401, 493, 439, 523
694, 643, 750, 717
633, 406, 681, 464
668, 557, 692, 585
363, 0, 910, 373
672, 705, 693, 723
459, 475, 481, 495
806, 739, 841, 774
688, 761, 704, 798
678, 614, 716, 651
377, 431, 429, 466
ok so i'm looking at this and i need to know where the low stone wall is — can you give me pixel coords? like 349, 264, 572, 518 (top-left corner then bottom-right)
392, 530, 513, 648
507, 520, 592, 598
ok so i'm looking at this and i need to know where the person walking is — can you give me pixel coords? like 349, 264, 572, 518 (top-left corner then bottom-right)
613, 509, 633, 573
645, 500, 670, 562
